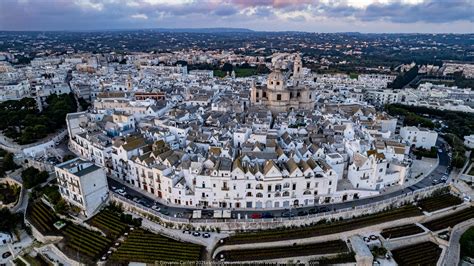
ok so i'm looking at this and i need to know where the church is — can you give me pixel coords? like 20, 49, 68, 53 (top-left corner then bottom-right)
250, 54, 316, 113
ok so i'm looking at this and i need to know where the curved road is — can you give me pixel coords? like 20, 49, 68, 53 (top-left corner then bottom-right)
107, 138, 451, 220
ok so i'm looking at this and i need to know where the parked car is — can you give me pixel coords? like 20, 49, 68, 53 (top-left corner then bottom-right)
281, 211, 296, 217
192, 232, 201, 237
319, 206, 330, 213
262, 212, 274, 219
250, 213, 262, 219
202, 233, 211, 238
115, 189, 126, 196
182, 230, 191, 234
297, 210, 309, 216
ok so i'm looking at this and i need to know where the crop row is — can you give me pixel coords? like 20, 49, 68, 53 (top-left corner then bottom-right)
224, 205, 422, 244
88, 210, 128, 238
423, 207, 474, 231
62, 224, 111, 259
380, 224, 424, 239
392, 241, 441, 265
110, 229, 202, 263
27, 201, 57, 234
417, 193, 463, 212
216, 240, 349, 262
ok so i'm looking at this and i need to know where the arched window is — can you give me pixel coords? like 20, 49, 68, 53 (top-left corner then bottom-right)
256, 193, 263, 198
275, 192, 281, 197
246, 192, 252, 197
283, 191, 290, 197
283, 182, 290, 188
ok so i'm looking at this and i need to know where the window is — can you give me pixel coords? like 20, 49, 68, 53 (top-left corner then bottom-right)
276, 81, 280, 86
292, 183, 296, 190
256, 92, 259, 98
256, 193, 263, 198
263, 92, 267, 98
267, 185, 272, 192
306, 182, 310, 189
277, 94, 282, 101
283, 191, 290, 197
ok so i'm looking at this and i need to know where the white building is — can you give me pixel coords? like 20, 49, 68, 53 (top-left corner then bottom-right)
400, 126, 438, 149
464, 135, 474, 149
347, 152, 408, 191
55, 158, 109, 217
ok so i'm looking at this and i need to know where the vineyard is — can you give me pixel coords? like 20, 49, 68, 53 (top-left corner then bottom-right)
380, 224, 425, 239
417, 193, 463, 212
216, 240, 349, 262
110, 229, 203, 263
223, 205, 422, 244
61, 224, 112, 262
26, 201, 59, 235
87, 209, 128, 238
423, 207, 474, 232
392, 241, 441, 265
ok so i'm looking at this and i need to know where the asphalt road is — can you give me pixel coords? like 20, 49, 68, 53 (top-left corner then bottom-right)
107, 138, 451, 220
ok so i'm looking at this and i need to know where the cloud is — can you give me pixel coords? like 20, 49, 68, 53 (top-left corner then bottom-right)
0, 0, 472, 32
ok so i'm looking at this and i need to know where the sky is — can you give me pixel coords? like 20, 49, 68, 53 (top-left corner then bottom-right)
0, 0, 472, 33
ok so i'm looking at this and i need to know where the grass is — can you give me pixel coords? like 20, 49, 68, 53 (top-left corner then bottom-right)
216, 240, 349, 262
392, 242, 441, 266
110, 228, 203, 263
417, 193, 463, 212
222, 205, 422, 245
380, 224, 425, 239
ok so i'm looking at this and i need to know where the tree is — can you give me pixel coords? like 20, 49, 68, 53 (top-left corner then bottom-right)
0, 208, 22, 232
21, 167, 49, 189
221, 63, 233, 73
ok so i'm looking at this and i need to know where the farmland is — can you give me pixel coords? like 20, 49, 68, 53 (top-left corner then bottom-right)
380, 224, 425, 239
60, 224, 112, 263
26, 201, 59, 235
110, 229, 203, 263
216, 240, 349, 262
87, 209, 129, 238
423, 207, 474, 232
392, 242, 442, 265
222, 205, 422, 245
417, 193, 463, 212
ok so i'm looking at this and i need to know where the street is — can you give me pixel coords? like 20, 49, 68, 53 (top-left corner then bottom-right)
107, 138, 451, 220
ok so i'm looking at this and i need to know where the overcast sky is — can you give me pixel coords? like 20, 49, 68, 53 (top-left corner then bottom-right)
0, 0, 472, 33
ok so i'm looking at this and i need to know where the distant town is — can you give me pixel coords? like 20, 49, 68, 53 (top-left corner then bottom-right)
0, 30, 473, 265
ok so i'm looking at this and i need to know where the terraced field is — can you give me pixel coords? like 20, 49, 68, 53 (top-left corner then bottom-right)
87, 209, 129, 238
26, 201, 58, 234
423, 207, 474, 231
392, 242, 441, 265
216, 240, 349, 262
381, 224, 425, 239
223, 205, 422, 245
61, 224, 112, 262
110, 229, 203, 263
417, 193, 463, 212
